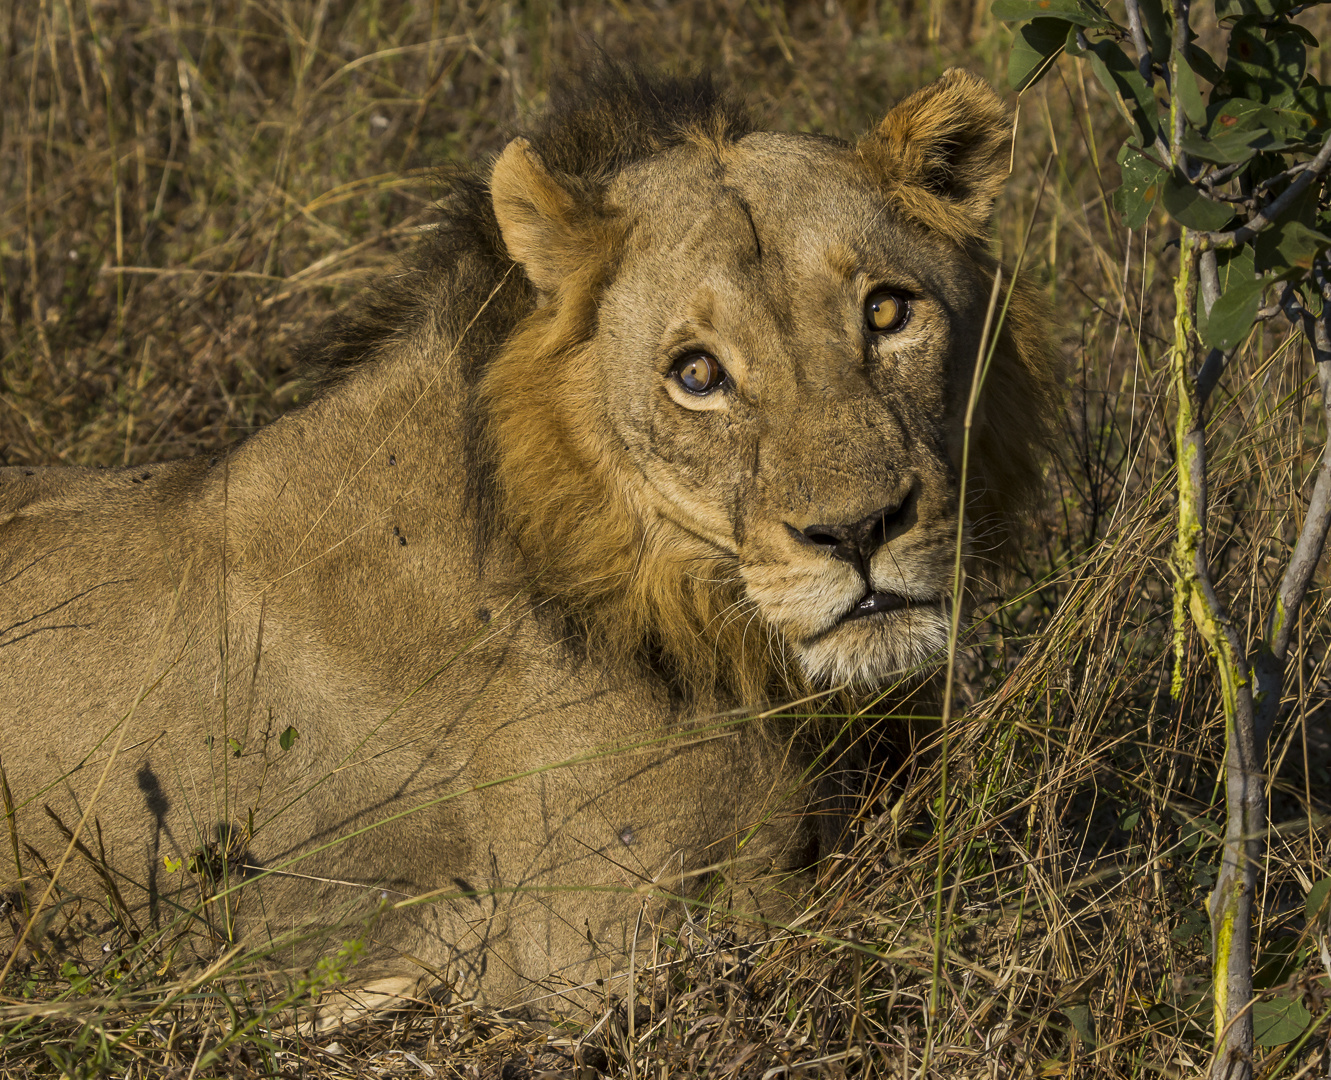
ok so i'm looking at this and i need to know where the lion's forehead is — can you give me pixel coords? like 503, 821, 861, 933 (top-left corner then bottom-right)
609, 135, 960, 308
612, 136, 882, 254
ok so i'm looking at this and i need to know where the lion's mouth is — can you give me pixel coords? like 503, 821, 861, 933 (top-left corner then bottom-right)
842, 590, 914, 623
798, 590, 947, 648
793, 589, 951, 679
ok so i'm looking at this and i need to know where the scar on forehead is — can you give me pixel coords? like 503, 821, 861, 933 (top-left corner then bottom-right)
821, 242, 858, 282
715, 190, 763, 263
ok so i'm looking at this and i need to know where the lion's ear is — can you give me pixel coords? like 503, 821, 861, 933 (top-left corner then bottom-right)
858, 69, 1010, 240
490, 137, 596, 295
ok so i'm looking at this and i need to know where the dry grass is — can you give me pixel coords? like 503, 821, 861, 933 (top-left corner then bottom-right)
2, 1, 1330, 1077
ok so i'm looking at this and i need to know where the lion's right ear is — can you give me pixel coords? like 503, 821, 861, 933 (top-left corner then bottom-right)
490, 138, 597, 296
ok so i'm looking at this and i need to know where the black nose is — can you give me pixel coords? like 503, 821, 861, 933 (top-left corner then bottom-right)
791, 496, 913, 582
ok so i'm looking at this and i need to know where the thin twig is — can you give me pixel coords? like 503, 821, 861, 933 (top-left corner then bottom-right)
1201, 160, 1248, 192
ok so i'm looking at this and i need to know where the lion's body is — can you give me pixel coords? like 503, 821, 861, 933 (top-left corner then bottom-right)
2, 352, 807, 1010
0, 66, 1059, 1015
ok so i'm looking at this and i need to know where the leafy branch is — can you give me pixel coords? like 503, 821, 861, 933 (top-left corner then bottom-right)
995, 1, 1331, 1076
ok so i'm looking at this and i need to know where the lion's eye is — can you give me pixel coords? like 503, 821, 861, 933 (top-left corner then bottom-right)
865, 289, 909, 333
673, 352, 726, 394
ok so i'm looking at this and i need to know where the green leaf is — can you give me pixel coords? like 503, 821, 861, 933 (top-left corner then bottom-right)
1174, 61, 1208, 128
227, 737, 242, 756
1201, 267, 1264, 351
1219, 89, 1325, 149
1208, 97, 1266, 130
1188, 45, 1226, 86
1259, 103, 1318, 143
1113, 144, 1166, 228
1161, 169, 1233, 230
279, 724, 300, 751
1254, 936, 1305, 990
1254, 219, 1331, 276
1199, 245, 1260, 349
1119, 809, 1141, 830
1226, 21, 1307, 104
1297, 279, 1325, 318
1185, 97, 1284, 162
1136, 0, 1170, 63
1286, 80, 1331, 138
1065, 1003, 1096, 1045
1008, 18, 1070, 91
1253, 994, 1312, 1047
1216, 0, 1302, 18
1180, 126, 1269, 165
1306, 877, 1331, 925
991, 0, 1105, 26
1214, 244, 1257, 298
1286, 22, 1319, 48
1074, 34, 1165, 143
1171, 906, 1209, 943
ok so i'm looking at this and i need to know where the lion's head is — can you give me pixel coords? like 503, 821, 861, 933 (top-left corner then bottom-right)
320, 65, 1061, 705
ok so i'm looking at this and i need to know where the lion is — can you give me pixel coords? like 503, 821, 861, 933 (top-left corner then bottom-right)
0, 64, 1059, 1020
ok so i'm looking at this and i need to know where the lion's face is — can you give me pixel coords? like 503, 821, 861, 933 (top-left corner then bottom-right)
486, 71, 1058, 698
594, 136, 983, 686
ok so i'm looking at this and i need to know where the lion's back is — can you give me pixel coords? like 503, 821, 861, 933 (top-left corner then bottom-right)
0, 457, 219, 746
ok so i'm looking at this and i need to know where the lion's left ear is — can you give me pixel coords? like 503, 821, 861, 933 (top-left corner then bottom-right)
858, 69, 1010, 241
490, 137, 600, 296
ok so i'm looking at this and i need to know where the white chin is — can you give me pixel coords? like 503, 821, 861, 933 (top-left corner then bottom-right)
794, 608, 950, 688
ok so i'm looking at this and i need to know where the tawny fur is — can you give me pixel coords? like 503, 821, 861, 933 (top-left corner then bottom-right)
0, 63, 1061, 1020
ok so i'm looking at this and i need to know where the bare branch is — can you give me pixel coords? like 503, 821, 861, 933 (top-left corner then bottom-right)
1197, 348, 1234, 406
1201, 128, 1331, 249
1255, 157, 1320, 192
1268, 266, 1331, 664
1193, 252, 1244, 408
1201, 160, 1248, 192
1199, 249, 1221, 314
1170, 0, 1190, 169
1124, 0, 1153, 83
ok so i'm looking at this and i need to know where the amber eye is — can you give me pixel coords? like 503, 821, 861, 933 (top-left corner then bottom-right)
673, 352, 726, 394
865, 289, 909, 333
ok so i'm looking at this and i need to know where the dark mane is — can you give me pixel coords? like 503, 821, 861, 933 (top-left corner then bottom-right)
525, 61, 753, 180
298, 61, 754, 387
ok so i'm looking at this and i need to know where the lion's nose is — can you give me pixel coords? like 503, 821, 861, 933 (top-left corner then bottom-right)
789, 495, 915, 582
